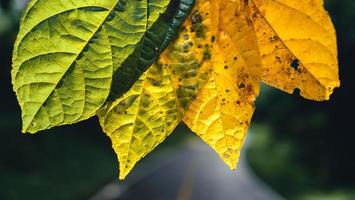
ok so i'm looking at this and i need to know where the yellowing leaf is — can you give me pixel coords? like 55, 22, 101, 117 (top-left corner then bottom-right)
97, 2, 215, 179
250, 0, 340, 100
159, 3, 216, 116
98, 63, 179, 180
183, 0, 262, 169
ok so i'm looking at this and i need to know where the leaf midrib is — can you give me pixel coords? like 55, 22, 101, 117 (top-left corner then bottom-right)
14, 5, 110, 61
22, 1, 124, 132
118, 3, 157, 177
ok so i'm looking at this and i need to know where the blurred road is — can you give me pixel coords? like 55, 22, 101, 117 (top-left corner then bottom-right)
91, 135, 284, 200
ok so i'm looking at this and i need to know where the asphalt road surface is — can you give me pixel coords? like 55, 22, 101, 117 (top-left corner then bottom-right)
91, 135, 284, 200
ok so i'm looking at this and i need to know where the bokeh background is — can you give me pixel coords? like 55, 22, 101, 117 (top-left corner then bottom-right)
1, 0, 354, 199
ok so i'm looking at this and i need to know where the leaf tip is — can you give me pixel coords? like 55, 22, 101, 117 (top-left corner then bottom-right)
118, 174, 127, 181
21, 120, 30, 134
117, 156, 136, 181
324, 80, 341, 101
21, 122, 39, 134
216, 147, 242, 172
221, 155, 239, 171
21, 125, 31, 134
118, 167, 131, 180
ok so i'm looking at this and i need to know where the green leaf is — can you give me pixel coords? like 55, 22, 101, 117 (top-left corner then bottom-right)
12, 0, 170, 133
109, 0, 195, 100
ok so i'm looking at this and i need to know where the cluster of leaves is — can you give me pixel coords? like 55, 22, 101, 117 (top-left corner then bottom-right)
12, 0, 339, 180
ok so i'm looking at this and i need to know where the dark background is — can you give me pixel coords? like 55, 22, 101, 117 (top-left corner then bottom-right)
1, 0, 354, 199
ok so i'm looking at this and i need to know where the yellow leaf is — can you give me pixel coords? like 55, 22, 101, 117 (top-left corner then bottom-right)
97, 3, 215, 179
183, 0, 262, 169
250, 0, 340, 100
219, 0, 262, 78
